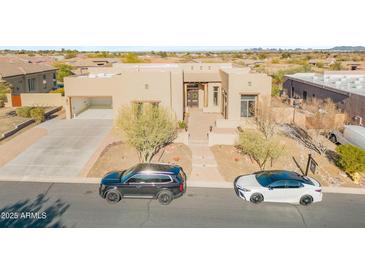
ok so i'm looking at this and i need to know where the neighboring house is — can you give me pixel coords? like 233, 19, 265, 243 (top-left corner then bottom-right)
64, 58, 120, 75
0, 62, 58, 106
64, 63, 271, 123
283, 71, 365, 125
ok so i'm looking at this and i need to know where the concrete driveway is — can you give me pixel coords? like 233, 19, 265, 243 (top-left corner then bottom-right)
0, 119, 112, 178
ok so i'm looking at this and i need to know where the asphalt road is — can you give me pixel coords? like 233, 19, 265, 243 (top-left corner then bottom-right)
0, 181, 364, 228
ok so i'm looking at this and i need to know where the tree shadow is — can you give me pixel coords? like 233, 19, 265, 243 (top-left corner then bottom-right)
0, 194, 70, 228
325, 149, 340, 165
282, 124, 321, 154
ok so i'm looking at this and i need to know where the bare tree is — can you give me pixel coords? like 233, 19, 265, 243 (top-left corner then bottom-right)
255, 97, 277, 139
304, 98, 344, 153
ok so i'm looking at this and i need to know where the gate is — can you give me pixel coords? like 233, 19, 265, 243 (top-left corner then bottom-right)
11, 95, 22, 107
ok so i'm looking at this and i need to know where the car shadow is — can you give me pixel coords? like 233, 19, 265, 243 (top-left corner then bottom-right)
0, 193, 70, 228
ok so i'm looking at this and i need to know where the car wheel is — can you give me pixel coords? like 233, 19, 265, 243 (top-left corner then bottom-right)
157, 190, 174, 205
329, 134, 337, 144
250, 193, 264, 204
300, 195, 313, 206
105, 190, 121, 204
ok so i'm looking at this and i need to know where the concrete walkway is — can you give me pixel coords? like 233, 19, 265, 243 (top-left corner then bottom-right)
187, 108, 226, 182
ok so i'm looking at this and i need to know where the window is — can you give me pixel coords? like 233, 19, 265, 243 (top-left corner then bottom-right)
303, 91, 307, 101
248, 81, 252, 86
240, 95, 256, 117
213, 86, 219, 92
285, 180, 303, 188
43, 75, 47, 89
127, 174, 149, 183
27, 78, 35, 91
153, 174, 172, 183
145, 84, 149, 90
213, 91, 218, 106
200, 66, 203, 70
268, 181, 286, 189
53, 73, 56, 80
127, 174, 171, 183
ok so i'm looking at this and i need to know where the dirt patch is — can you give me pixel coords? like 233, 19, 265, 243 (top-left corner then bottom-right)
0, 107, 31, 136
87, 142, 192, 178
211, 132, 363, 187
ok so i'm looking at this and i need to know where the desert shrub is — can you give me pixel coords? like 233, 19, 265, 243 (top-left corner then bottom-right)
16, 106, 33, 118
336, 144, 365, 178
0, 81, 11, 106
122, 53, 143, 63
178, 120, 187, 129
30, 107, 45, 122
329, 61, 343, 70
50, 88, 65, 96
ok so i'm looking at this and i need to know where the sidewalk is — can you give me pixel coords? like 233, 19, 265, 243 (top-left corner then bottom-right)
187, 108, 225, 181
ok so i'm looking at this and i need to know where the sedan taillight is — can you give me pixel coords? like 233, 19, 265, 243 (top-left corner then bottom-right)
179, 183, 184, 192
315, 189, 322, 192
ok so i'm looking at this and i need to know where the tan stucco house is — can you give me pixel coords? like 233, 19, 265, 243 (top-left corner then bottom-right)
0, 62, 58, 106
64, 63, 271, 123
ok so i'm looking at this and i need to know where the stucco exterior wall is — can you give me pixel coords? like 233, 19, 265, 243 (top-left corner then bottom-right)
64, 71, 183, 120
203, 82, 221, 113
21, 93, 65, 107
225, 73, 272, 120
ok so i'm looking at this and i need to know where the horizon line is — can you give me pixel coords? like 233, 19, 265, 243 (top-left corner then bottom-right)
1, 46, 364, 52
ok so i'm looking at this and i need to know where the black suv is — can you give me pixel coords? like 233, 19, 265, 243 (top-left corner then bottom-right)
99, 163, 187, 205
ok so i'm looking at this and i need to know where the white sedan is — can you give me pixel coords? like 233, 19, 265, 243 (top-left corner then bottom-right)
234, 170, 322, 206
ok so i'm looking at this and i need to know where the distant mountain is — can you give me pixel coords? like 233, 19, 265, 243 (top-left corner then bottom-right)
329, 46, 365, 52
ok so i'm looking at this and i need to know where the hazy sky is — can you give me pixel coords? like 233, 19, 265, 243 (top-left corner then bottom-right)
1, 0, 364, 49
0, 46, 332, 52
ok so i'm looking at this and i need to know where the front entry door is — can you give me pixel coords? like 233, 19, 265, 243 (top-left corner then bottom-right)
187, 90, 199, 107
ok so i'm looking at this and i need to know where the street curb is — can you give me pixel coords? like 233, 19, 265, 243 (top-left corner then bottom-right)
0, 176, 364, 194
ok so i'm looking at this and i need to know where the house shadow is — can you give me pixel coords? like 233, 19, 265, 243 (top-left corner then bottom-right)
0, 194, 70, 228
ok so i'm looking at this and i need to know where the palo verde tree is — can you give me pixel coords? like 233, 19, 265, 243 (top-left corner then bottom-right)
53, 62, 73, 82
236, 129, 285, 170
116, 103, 177, 163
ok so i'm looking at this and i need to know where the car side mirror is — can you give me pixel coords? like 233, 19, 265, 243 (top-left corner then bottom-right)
268, 186, 273, 190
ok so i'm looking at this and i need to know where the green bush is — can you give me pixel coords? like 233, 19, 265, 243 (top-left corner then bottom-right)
178, 120, 187, 129
50, 87, 65, 96
30, 107, 45, 122
336, 144, 365, 176
16, 106, 33, 118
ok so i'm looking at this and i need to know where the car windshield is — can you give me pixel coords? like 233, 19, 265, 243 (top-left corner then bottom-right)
121, 166, 137, 178
255, 171, 305, 187
255, 173, 272, 187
